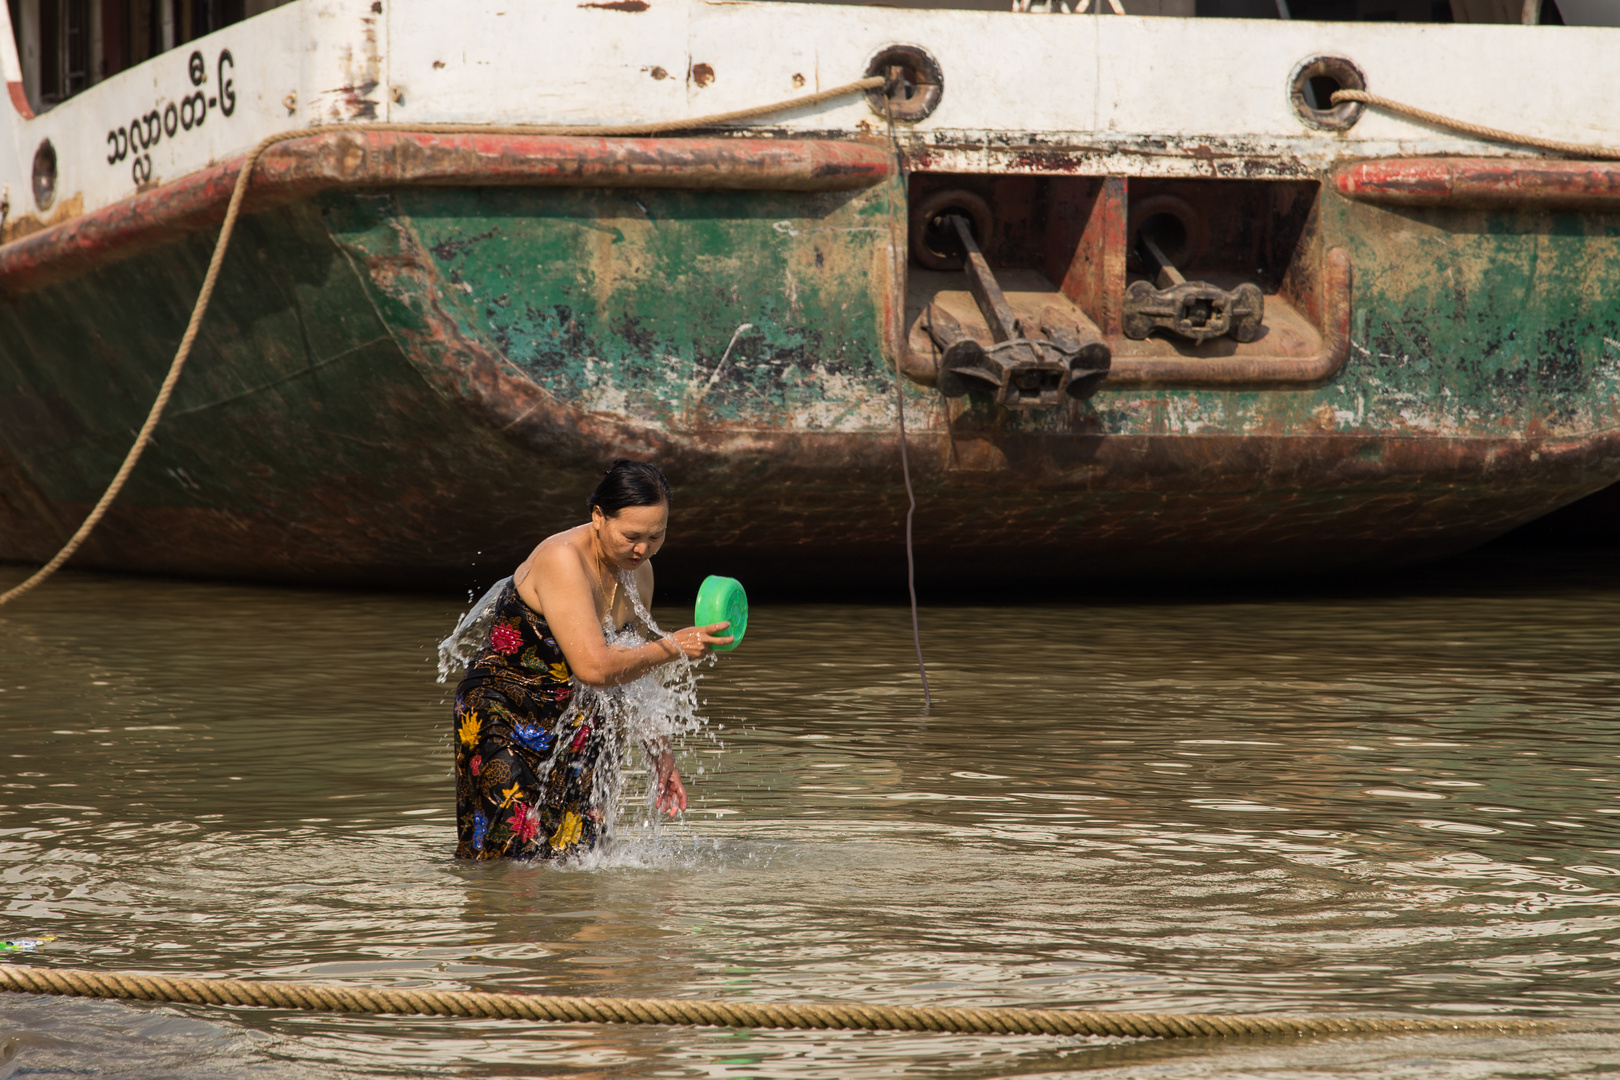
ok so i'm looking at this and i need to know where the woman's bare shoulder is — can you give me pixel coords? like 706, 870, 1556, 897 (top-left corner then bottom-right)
516, 526, 589, 603
531, 526, 589, 571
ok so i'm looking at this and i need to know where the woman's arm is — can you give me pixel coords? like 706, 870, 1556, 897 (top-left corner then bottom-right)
651, 747, 687, 815
529, 543, 728, 688
627, 558, 690, 816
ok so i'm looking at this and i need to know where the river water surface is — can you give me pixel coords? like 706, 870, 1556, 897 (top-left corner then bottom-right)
3, 554, 1620, 1078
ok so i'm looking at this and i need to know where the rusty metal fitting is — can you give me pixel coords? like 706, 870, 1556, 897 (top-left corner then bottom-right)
1122, 279, 1265, 344
1122, 232, 1265, 344
912, 210, 1110, 408
1127, 195, 1204, 275
910, 189, 993, 271
865, 45, 943, 123
927, 307, 1069, 409
924, 303, 1110, 409
1040, 306, 1111, 400
1290, 56, 1366, 131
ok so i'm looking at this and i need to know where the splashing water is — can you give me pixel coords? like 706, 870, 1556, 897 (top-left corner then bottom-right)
437, 577, 508, 684
437, 572, 718, 865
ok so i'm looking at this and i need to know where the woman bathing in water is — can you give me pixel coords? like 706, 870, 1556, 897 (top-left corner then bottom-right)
452, 460, 733, 860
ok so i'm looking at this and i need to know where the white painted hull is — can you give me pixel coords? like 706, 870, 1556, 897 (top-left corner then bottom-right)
1, 0, 1618, 231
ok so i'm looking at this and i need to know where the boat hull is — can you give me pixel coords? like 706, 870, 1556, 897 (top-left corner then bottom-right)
4, 134, 1620, 588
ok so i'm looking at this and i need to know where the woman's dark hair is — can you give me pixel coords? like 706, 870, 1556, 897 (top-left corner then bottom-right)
586, 459, 672, 517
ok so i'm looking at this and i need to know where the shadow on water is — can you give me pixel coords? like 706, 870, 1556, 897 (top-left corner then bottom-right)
763, 529, 1620, 606
4, 532, 1620, 1077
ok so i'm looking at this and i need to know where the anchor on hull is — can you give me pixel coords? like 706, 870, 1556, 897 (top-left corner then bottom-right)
915, 202, 1111, 411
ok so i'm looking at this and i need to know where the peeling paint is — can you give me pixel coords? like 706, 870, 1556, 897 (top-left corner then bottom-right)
0, 192, 83, 244
4, 128, 1620, 581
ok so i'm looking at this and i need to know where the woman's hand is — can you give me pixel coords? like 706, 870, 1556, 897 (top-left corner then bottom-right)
662, 621, 732, 660
654, 751, 687, 817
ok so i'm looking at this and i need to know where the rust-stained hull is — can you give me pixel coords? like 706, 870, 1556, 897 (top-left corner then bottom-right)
4, 136, 1620, 589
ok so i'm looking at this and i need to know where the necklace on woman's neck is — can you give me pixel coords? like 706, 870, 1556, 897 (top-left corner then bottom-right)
592, 532, 620, 622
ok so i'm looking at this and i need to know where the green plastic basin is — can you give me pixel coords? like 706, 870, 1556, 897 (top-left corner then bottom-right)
694, 575, 747, 652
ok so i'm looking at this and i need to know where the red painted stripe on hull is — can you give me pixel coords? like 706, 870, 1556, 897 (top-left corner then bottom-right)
6, 81, 31, 120
1335, 157, 1620, 208
0, 131, 893, 298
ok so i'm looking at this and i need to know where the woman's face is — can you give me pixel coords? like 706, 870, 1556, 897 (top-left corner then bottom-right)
593, 502, 668, 570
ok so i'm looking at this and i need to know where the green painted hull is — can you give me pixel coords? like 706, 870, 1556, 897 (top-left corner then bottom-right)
3, 156, 1620, 589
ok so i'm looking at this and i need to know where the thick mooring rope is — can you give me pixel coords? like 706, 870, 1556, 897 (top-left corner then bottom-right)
0, 966, 1564, 1039
0, 75, 885, 608
1331, 88, 1620, 161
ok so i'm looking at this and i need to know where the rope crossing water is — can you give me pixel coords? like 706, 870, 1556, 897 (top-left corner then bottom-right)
0, 966, 1566, 1039
0, 75, 885, 608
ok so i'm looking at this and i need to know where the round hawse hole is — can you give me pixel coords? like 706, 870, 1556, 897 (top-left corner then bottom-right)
1126, 194, 1203, 275
865, 45, 943, 123
910, 189, 992, 271
1305, 75, 1341, 111
1289, 56, 1366, 131
1135, 212, 1189, 268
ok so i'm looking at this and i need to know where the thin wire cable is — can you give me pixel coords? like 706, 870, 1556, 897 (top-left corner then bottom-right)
1330, 89, 1620, 161
880, 84, 930, 707
896, 343, 930, 709
0, 74, 885, 607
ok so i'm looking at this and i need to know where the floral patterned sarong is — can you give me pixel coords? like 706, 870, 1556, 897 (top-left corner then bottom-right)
453, 582, 606, 860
